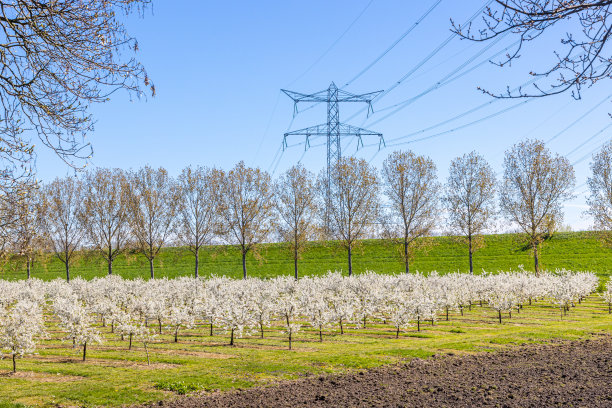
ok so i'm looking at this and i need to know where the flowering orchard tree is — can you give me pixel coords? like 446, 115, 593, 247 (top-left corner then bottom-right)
0, 300, 45, 372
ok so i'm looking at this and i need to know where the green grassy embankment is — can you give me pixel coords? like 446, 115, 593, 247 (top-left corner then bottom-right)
1, 231, 611, 282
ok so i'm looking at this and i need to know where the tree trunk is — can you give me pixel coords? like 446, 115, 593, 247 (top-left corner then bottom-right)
83, 342, 87, 361
65, 261, 70, 283
286, 315, 292, 350
294, 244, 299, 280
149, 258, 155, 279
404, 238, 410, 274
242, 251, 247, 279
230, 328, 235, 346
26, 258, 31, 279
468, 235, 474, 274
158, 318, 162, 334
210, 322, 213, 336
347, 246, 353, 277
129, 333, 133, 350
417, 316, 420, 332
195, 247, 199, 278
396, 326, 400, 339
144, 342, 150, 365
498, 310, 502, 324
174, 327, 179, 343
533, 240, 540, 276
319, 327, 323, 342
108, 246, 113, 275
260, 322, 264, 339
12, 352, 16, 373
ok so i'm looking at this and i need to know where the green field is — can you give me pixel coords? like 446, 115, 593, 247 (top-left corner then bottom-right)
0, 296, 610, 407
2, 231, 611, 282
1, 231, 611, 406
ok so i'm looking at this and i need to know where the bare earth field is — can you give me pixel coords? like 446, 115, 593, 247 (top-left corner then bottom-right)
155, 335, 612, 408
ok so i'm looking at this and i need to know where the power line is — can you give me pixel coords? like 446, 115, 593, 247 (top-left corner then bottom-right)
362, 35, 512, 127
545, 93, 612, 144
285, 0, 375, 88
343, 0, 494, 122
567, 122, 612, 158
343, 0, 444, 88
381, 99, 533, 149
253, 90, 282, 165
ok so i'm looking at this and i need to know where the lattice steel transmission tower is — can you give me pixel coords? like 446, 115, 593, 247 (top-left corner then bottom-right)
281, 82, 384, 229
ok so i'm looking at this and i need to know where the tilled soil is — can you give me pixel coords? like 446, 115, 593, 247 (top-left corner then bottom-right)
153, 336, 612, 408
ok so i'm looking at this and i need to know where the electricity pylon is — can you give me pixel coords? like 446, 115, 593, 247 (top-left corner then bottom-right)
281, 82, 384, 231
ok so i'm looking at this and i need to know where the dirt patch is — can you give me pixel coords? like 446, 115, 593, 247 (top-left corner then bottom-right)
150, 335, 612, 408
0, 370, 83, 382
34, 355, 180, 370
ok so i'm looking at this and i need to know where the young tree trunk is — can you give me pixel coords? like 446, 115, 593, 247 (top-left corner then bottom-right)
468, 235, 474, 275
195, 247, 199, 278
498, 310, 502, 324
12, 352, 16, 373
404, 238, 410, 274
144, 342, 150, 365
108, 246, 113, 275
533, 240, 540, 276
242, 250, 247, 279
347, 246, 353, 277
82, 342, 87, 361
260, 322, 264, 339
65, 261, 70, 283
149, 258, 155, 279
339, 318, 344, 335
294, 242, 299, 280
417, 316, 420, 332
210, 322, 213, 336
26, 258, 31, 279
129, 333, 133, 350
319, 327, 323, 342
158, 318, 162, 334
286, 315, 292, 350
174, 327, 179, 343
230, 328, 235, 346
396, 326, 400, 339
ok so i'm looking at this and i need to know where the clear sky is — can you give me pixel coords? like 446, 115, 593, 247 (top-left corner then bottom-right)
35, 0, 612, 230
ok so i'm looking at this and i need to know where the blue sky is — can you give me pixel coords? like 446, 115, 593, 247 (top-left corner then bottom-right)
35, 0, 612, 230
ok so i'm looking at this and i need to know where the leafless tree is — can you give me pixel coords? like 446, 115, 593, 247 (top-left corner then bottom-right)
81, 168, 130, 275
0, 1, 154, 192
326, 157, 380, 276
175, 166, 222, 278
443, 152, 497, 274
500, 139, 575, 275
39, 176, 85, 282
453, 1, 612, 99
587, 140, 612, 244
126, 166, 176, 279
274, 164, 318, 279
12, 182, 42, 279
381, 151, 439, 274
218, 161, 274, 279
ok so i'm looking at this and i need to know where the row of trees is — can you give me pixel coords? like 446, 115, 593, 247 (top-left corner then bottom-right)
4, 138, 609, 280
0, 270, 601, 371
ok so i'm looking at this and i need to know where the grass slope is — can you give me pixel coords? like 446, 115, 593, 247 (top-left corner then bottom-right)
1, 232, 610, 282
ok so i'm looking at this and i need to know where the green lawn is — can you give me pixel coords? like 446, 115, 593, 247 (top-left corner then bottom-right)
0, 296, 610, 407
2, 231, 611, 282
